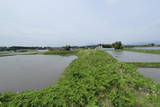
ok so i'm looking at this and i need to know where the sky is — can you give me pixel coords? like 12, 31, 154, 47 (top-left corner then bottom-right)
0, 0, 160, 46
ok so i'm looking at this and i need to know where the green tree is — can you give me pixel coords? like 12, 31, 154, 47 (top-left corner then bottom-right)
149, 43, 155, 46
64, 45, 71, 51
112, 41, 123, 50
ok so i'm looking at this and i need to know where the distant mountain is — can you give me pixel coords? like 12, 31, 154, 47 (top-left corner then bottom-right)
127, 41, 160, 45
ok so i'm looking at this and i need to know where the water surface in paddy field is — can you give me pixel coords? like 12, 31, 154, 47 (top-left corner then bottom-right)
133, 47, 160, 50
107, 51, 160, 62
100, 48, 114, 51
0, 55, 76, 92
138, 68, 160, 82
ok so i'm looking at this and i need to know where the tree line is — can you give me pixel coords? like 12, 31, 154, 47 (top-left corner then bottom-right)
0, 46, 49, 51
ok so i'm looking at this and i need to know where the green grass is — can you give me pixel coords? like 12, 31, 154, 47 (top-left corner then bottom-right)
0, 51, 40, 57
14, 51, 40, 55
126, 62, 160, 68
124, 48, 160, 54
0, 50, 160, 107
44, 50, 79, 56
0, 54, 13, 57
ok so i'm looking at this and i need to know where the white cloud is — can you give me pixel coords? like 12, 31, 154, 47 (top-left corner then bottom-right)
0, 0, 160, 46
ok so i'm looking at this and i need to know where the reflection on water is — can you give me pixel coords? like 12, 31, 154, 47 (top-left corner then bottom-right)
0, 55, 76, 92
138, 68, 160, 82
107, 51, 160, 62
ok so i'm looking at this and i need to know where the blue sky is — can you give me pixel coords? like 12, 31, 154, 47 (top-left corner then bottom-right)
0, 0, 160, 46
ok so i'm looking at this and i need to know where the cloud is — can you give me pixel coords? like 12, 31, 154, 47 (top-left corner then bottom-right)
0, 0, 160, 46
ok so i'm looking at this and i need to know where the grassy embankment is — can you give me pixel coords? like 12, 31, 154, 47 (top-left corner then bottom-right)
0, 54, 13, 57
0, 50, 160, 107
44, 50, 79, 56
0, 51, 44, 57
124, 48, 160, 54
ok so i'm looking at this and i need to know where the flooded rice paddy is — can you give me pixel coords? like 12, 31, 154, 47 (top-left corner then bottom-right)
138, 68, 160, 82
0, 55, 76, 92
107, 51, 160, 62
133, 47, 160, 50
